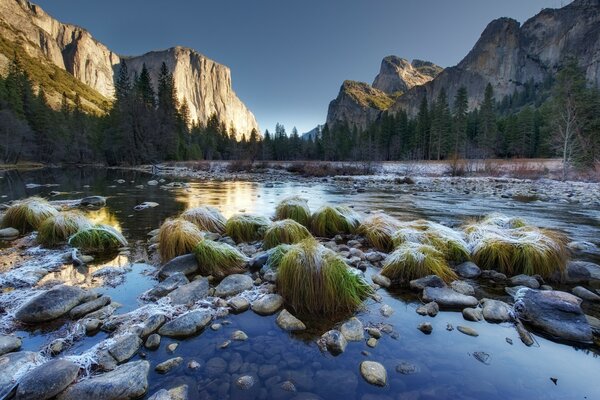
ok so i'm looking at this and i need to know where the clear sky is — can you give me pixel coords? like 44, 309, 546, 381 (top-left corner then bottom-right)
33, 0, 565, 134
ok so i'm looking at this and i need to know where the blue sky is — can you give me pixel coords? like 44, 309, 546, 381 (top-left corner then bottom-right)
34, 0, 565, 134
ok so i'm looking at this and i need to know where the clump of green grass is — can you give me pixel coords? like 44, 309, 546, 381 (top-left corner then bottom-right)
381, 242, 458, 283
466, 215, 568, 278
68, 224, 128, 253
310, 205, 361, 237
274, 196, 312, 227
158, 218, 204, 262
1, 197, 58, 233
225, 214, 271, 243
357, 213, 403, 252
265, 244, 292, 270
392, 220, 470, 263
277, 238, 372, 315
37, 211, 93, 246
193, 240, 248, 279
180, 206, 226, 234
263, 219, 312, 249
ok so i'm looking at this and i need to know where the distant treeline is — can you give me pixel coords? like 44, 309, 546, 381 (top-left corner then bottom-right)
0, 55, 598, 170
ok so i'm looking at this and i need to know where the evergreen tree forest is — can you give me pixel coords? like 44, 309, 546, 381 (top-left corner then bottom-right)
1, 54, 599, 169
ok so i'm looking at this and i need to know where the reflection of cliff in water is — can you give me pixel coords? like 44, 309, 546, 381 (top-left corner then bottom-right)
174, 181, 259, 219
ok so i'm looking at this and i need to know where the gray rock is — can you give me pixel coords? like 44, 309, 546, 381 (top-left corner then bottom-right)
360, 361, 387, 386
462, 307, 483, 322
249, 252, 269, 269
380, 304, 394, 317
451, 280, 475, 296
16, 359, 79, 400
321, 330, 347, 355
231, 330, 248, 341
514, 289, 593, 343
553, 261, 600, 284
83, 318, 101, 333
140, 314, 167, 337
341, 317, 364, 341
409, 275, 446, 290
276, 309, 306, 331
15, 285, 87, 323
572, 286, 600, 302
57, 360, 149, 400
482, 299, 512, 323
418, 322, 433, 334
457, 325, 479, 336
235, 375, 256, 390
155, 357, 183, 374
214, 274, 253, 297
371, 274, 391, 288
455, 261, 481, 278
481, 270, 507, 282
515, 320, 535, 346
158, 310, 212, 338
416, 302, 439, 317
367, 338, 378, 347
396, 362, 418, 375
366, 327, 381, 338
251, 294, 283, 315
509, 274, 540, 289
79, 196, 106, 209
108, 333, 141, 363
0, 335, 21, 356
158, 254, 199, 280
147, 273, 189, 299
144, 334, 161, 350
228, 296, 250, 313
585, 314, 600, 335
0, 351, 43, 398
167, 278, 209, 306
422, 286, 478, 309
0, 227, 19, 239
69, 295, 111, 319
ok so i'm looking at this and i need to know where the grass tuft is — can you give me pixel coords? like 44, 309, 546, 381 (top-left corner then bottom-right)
180, 206, 226, 234
277, 238, 372, 315
225, 214, 271, 243
357, 213, 403, 252
263, 219, 312, 249
310, 205, 361, 237
1, 197, 58, 233
193, 240, 248, 279
38, 211, 93, 247
265, 244, 293, 270
158, 218, 204, 263
68, 224, 128, 252
274, 196, 312, 227
381, 242, 458, 283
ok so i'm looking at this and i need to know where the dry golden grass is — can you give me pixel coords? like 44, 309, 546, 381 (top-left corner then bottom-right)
310, 205, 361, 237
357, 213, 403, 252
225, 214, 271, 243
274, 196, 312, 227
158, 218, 204, 263
68, 224, 127, 253
180, 206, 226, 234
37, 211, 92, 247
193, 239, 247, 278
1, 197, 58, 233
263, 219, 312, 249
381, 242, 458, 283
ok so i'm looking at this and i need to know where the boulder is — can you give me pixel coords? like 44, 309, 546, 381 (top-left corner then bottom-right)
451, 280, 475, 296
514, 289, 593, 343
371, 274, 391, 288
0, 351, 44, 398
214, 274, 253, 297
481, 299, 512, 323
69, 295, 111, 319
251, 294, 283, 315
167, 278, 209, 306
144, 334, 161, 350
321, 330, 347, 355
416, 302, 439, 317
0, 335, 21, 356
340, 317, 364, 341
57, 360, 149, 400
15, 285, 87, 323
79, 196, 106, 209
0, 227, 19, 239
158, 254, 199, 280
276, 310, 306, 331
360, 361, 387, 386
572, 286, 600, 302
409, 275, 446, 290
422, 286, 478, 309
107, 333, 141, 363
228, 296, 250, 313
155, 357, 183, 374
455, 261, 481, 279
146, 273, 189, 299
158, 310, 212, 338
552, 261, 600, 284
140, 313, 167, 337
509, 274, 540, 289
462, 307, 483, 322
16, 359, 79, 400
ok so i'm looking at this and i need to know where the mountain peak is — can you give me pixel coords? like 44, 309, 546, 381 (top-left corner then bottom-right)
372, 55, 442, 95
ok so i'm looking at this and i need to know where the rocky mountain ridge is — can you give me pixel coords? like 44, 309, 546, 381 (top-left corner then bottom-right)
0, 0, 259, 135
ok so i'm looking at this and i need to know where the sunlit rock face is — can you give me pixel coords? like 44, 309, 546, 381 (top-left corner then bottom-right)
0, 0, 259, 136
372, 56, 442, 95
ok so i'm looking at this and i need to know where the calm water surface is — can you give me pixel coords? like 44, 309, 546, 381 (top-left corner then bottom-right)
1, 167, 599, 400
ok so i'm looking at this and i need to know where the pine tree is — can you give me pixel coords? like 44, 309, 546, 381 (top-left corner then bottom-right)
479, 83, 497, 156
452, 87, 469, 157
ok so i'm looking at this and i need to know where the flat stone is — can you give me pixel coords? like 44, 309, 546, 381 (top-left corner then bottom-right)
422, 286, 478, 309
409, 275, 446, 290
16, 359, 79, 400
214, 274, 253, 297
251, 294, 283, 315
457, 326, 479, 337
140, 313, 167, 337
572, 286, 600, 302
481, 299, 512, 323
321, 330, 347, 355
15, 285, 88, 323
0, 335, 21, 356
371, 274, 391, 288
158, 254, 199, 280
70, 295, 111, 319
144, 334, 161, 350
455, 261, 481, 278
79, 196, 106, 208
57, 360, 149, 400
146, 273, 189, 299
416, 301, 439, 317
107, 333, 141, 363
155, 357, 183, 373
276, 309, 306, 331
0, 227, 18, 239
360, 361, 387, 386
228, 296, 250, 313
462, 307, 483, 322
167, 278, 209, 306
451, 280, 475, 296
514, 288, 593, 343
158, 310, 212, 338
341, 317, 364, 341
0, 351, 43, 397
509, 274, 540, 289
